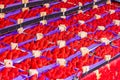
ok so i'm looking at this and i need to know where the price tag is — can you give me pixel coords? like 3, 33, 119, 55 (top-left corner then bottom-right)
61, 15, 66, 19
22, 0, 29, 11
61, 8, 67, 19
118, 32, 120, 35
44, 3, 50, 8
22, 7, 29, 12
0, 4, 4, 9
58, 24, 66, 32
109, 10, 115, 14
80, 47, 89, 56
93, 0, 98, 9
0, 4, 5, 18
78, 10, 83, 14
17, 27, 24, 34
32, 50, 42, 57
57, 40, 66, 48
57, 58, 66, 66
95, 14, 101, 19
78, 2, 83, 6
29, 69, 38, 76
61, 8, 67, 12
94, 70, 101, 80
78, 20, 85, 25
105, 55, 111, 61
40, 20, 47, 25
62, 0, 67, 3
106, 0, 111, 4
4, 59, 13, 67
82, 66, 89, 73
22, 0, 28, 3
93, 5, 98, 9
10, 42, 18, 50
17, 18, 24, 24
104, 55, 111, 70
97, 26, 105, 31
100, 38, 110, 45
78, 31, 87, 38
40, 12, 47, 17
36, 33, 43, 40
113, 20, 120, 26
0, 13, 5, 18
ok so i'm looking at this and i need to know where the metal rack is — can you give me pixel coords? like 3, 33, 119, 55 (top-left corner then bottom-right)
0, 0, 107, 35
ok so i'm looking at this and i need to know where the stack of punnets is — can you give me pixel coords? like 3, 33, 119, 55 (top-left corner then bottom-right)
0, 0, 120, 80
